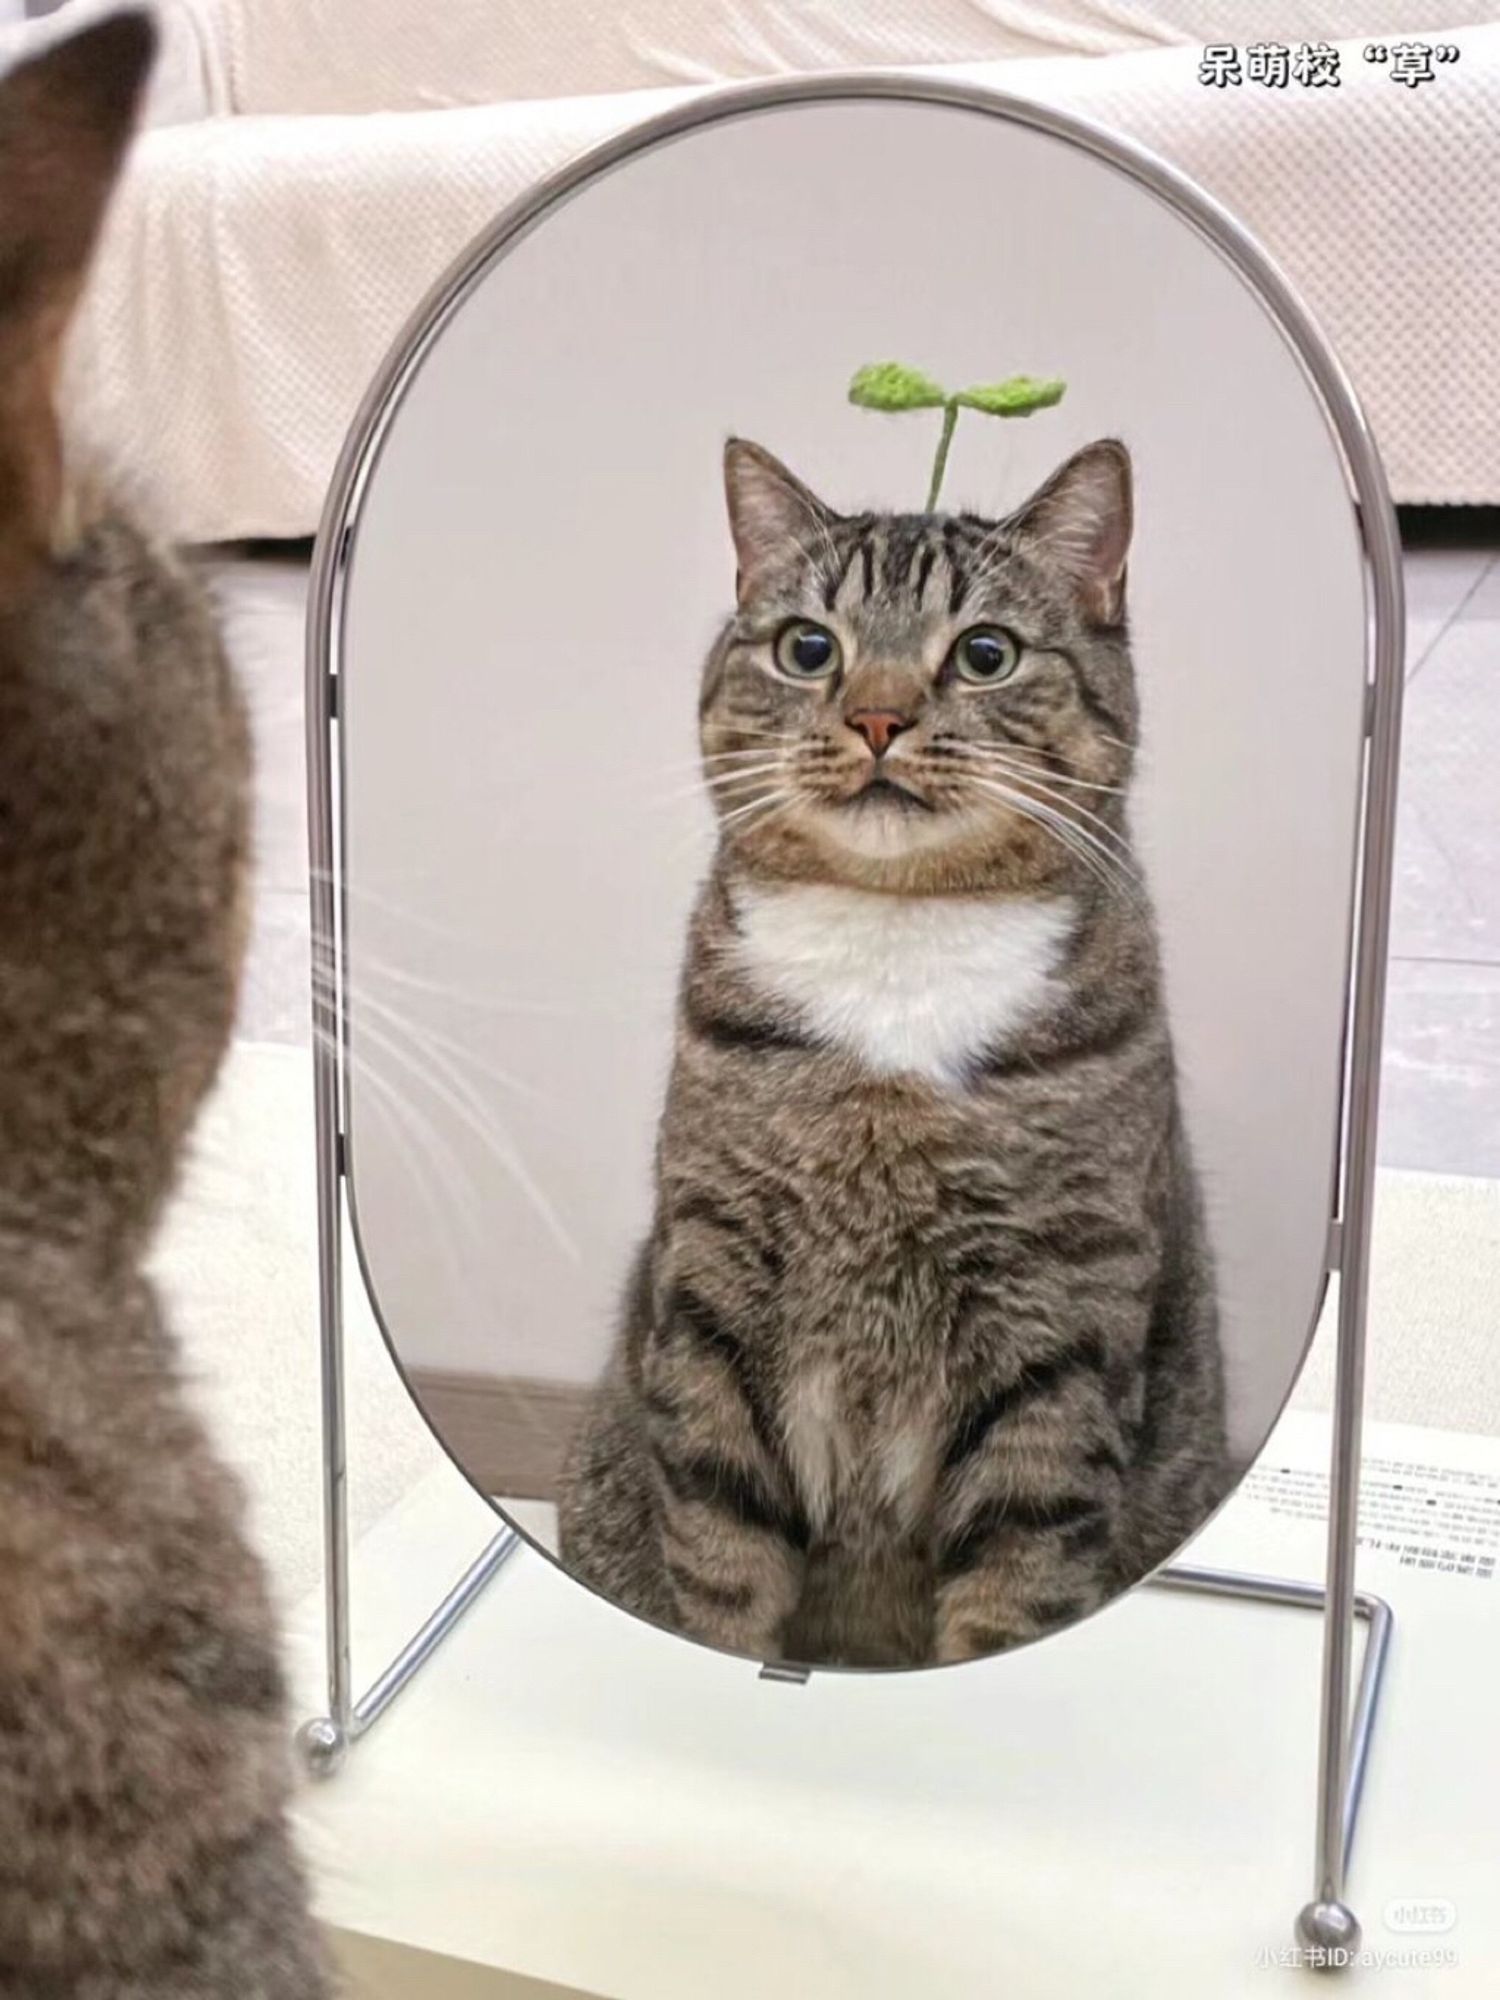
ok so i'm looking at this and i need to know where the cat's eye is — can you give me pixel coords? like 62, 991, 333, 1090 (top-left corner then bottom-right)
774, 619, 843, 682
951, 625, 1021, 685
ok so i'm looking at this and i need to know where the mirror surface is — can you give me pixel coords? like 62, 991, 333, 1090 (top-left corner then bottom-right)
332, 92, 1369, 1669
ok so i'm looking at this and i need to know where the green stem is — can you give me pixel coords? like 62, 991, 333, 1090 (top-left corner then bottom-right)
926, 399, 959, 511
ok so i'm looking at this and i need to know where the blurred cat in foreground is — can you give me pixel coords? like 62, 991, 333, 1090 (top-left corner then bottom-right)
0, 16, 329, 1994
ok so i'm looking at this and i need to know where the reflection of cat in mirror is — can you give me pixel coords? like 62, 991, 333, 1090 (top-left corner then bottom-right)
559, 436, 1228, 1667
0, 16, 329, 1991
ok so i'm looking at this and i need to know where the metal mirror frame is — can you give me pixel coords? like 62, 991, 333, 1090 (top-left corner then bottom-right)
294, 73, 1405, 1968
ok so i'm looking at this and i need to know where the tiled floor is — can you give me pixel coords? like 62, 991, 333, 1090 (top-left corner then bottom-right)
209, 531, 1500, 1177
1385, 539, 1500, 1174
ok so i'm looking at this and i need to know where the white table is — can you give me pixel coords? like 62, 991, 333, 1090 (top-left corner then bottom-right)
288, 1409, 1499, 1997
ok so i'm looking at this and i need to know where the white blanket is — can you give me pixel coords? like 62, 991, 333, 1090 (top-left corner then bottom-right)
196, 0, 1500, 112
61, 23, 1500, 537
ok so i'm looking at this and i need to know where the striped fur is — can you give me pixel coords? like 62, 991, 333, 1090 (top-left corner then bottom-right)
559, 437, 1228, 1668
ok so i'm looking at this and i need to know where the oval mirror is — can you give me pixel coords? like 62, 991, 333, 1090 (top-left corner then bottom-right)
314, 81, 1385, 1671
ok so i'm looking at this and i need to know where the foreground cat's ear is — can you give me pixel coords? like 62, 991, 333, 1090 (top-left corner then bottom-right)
1003, 439, 1133, 627
0, 12, 156, 593
723, 438, 835, 604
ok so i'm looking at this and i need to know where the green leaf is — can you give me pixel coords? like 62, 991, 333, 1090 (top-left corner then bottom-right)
848, 361, 950, 412
953, 375, 1067, 417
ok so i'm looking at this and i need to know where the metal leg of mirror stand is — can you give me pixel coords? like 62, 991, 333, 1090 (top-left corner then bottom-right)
1278, 447, 1406, 1971
1151, 509, 1403, 1970
1151, 1566, 1394, 1942
293, 1016, 522, 1780
296, 604, 524, 1778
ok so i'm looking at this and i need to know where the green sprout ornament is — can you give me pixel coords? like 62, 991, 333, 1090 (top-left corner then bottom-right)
848, 361, 1067, 510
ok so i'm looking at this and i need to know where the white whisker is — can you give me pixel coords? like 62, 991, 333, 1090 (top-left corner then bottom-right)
326, 1033, 489, 1257
314, 968, 539, 1100
966, 775, 1140, 904
311, 921, 603, 1022
723, 791, 800, 845
326, 996, 579, 1258
716, 787, 794, 831
954, 742, 1127, 797
648, 762, 790, 814
961, 760, 1135, 860
698, 762, 787, 790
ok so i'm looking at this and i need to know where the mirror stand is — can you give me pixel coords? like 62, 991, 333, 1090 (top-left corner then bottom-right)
294, 551, 1403, 1960
292, 83, 1409, 1965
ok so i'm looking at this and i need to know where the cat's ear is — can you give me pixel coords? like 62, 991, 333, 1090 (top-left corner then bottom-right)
1002, 439, 1132, 627
724, 438, 835, 604
0, 12, 156, 594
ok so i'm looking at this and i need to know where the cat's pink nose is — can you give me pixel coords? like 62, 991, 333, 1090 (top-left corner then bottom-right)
845, 709, 912, 758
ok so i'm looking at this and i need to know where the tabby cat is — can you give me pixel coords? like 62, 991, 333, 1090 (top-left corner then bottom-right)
558, 432, 1229, 1668
0, 17, 329, 1993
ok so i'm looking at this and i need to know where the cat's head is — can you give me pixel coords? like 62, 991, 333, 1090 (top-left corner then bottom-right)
0, 15, 251, 1256
700, 437, 1136, 895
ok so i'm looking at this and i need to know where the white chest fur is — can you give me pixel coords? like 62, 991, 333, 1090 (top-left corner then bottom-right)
732, 884, 1076, 1087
